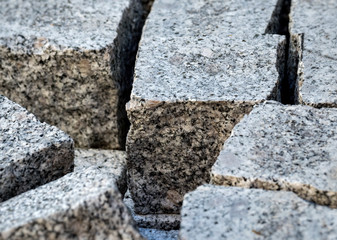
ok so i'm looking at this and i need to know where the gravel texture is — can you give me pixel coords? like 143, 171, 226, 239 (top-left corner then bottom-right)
212, 101, 337, 208
127, 0, 284, 214
290, 0, 337, 107
0, 0, 145, 149
0, 94, 74, 203
0, 161, 144, 240
180, 185, 337, 240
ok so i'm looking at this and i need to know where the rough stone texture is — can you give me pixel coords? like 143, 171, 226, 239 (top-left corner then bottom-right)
180, 185, 337, 240
75, 149, 128, 196
0, 94, 74, 203
124, 191, 181, 230
212, 101, 337, 208
127, 0, 284, 214
0, 0, 145, 149
290, 0, 337, 107
139, 228, 178, 240
0, 167, 144, 240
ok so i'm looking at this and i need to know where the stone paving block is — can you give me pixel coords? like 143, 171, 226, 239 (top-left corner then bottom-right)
124, 191, 181, 230
290, 0, 337, 107
0, 95, 74, 203
139, 228, 178, 240
75, 149, 128, 196
0, 0, 145, 149
212, 101, 337, 208
127, 0, 284, 214
180, 185, 337, 240
0, 167, 144, 240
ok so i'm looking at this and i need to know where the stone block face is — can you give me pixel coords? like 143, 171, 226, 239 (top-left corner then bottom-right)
0, 95, 74, 203
0, 0, 145, 149
127, 0, 284, 214
75, 149, 128, 196
0, 167, 144, 240
212, 101, 337, 208
290, 0, 337, 107
180, 185, 337, 240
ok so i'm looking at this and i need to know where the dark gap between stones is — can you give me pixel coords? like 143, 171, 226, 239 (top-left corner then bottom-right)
266, 0, 301, 105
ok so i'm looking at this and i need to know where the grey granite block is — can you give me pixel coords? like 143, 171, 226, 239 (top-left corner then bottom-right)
0, 0, 145, 149
0, 167, 144, 240
180, 185, 337, 240
139, 228, 178, 240
124, 191, 181, 230
127, 0, 284, 214
75, 148, 128, 196
0, 94, 74, 203
290, 0, 337, 107
211, 101, 337, 208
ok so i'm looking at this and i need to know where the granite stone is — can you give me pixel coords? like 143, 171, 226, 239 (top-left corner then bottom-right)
124, 191, 181, 230
212, 101, 337, 208
0, 0, 145, 149
180, 185, 337, 240
75, 149, 128, 196
0, 167, 144, 240
0, 94, 74, 203
127, 0, 284, 214
139, 228, 178, 240
290, 0, 337, 107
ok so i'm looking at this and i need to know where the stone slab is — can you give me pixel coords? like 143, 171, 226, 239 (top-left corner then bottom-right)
75, 149, 127, 196
0, 167, 144, 240
212, 101, 337, 208
0, 94, 74, 203
124, 191, 181, 230
139, 228, 178, 240
127, 0, 284, 214
180, 185, 337, 240
0, 0, 145, 148
290, 0, 337, 107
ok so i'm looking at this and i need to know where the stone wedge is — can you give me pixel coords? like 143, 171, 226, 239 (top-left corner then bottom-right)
127, 0, 284, 214
180, 185, 337, 240
0, 94, 74, 203
290, 0, 337, 107
0, 0, 145, 149
0, 167, 144, 240
212, 101, 337, 208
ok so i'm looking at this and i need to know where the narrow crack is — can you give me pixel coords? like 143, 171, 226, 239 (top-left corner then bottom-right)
266, 0, 302, 105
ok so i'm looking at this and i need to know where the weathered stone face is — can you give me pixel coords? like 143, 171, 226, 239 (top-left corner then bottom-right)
180, 185, 337, 240
127, 0, 284, 214
290, 0, 337, 107
0, 0, 145, 149
212, 101, 337, 208
0, 150, 144, 240
0, 95, 74, 203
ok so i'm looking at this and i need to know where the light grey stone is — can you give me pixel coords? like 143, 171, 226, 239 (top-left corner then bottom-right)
0, 94, 74, 203
139, 228, 178, 240
212, 101, 337, 208
180, 185, 337, 240
127, 0, 284, 214
290, 0, 337, 107
124, 191, 181, 230
0, 0, 146, 149
0, 167, 144, 240
75, 149, 128, 196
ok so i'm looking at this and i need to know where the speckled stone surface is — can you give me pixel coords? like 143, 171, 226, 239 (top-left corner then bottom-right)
212, 101, 337, 208
180, 185, 337, 240
124, 191, 181, 230
75, 149, 128, 196
139, 228, 178, 240
0, 167, 144, 240
0, 95, 74, 203
290, 0, 337, 107
0, 0, 145, 149
127, 0, 284, 214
